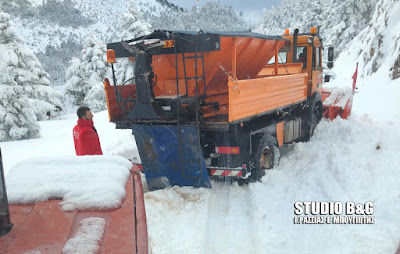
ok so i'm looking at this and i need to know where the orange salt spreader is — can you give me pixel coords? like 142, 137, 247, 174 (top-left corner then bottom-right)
103, 29, 353, 190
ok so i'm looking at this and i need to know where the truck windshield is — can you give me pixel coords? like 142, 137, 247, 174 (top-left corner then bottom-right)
296, 47, 307, 69
268, 51, 287, 64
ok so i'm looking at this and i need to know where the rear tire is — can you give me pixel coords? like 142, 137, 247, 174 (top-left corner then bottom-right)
249, 135, 280, 182
304, 93, 322, 141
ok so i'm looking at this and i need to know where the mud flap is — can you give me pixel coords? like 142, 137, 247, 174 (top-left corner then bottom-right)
132, 124, 211, 191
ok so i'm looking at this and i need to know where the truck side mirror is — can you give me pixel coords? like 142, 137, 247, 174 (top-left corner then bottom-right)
328, 47, 334, 61
327, 47, 334, 69
324, 75, 331, 83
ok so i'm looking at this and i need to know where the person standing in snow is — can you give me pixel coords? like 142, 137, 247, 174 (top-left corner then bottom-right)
73, 106, 103, 156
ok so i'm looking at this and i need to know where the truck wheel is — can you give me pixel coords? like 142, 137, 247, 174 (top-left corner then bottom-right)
249, 135, 280, 182
309, 101, 322, 136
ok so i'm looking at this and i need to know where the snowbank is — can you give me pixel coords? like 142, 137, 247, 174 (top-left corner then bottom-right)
145, 116, 400, 254
0, 110, 139, 175
327, 61, 400, 123
6, 155, 132, 211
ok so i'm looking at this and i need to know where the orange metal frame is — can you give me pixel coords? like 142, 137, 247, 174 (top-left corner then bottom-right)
104, 34, 325, 124
228, 73, 308, 122
151, 37, 286, 98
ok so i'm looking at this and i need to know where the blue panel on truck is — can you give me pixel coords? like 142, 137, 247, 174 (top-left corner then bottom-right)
131, 124, 211, 190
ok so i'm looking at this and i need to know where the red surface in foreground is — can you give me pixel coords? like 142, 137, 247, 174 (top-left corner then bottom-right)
0, 167, 148, 254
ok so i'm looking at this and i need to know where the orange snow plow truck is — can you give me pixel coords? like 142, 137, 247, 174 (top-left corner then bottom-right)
104, 28, 354, 190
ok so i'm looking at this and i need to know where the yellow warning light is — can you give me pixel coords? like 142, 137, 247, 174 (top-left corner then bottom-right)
311, 27, 317, 35
106, 49, 116, 63
284, 29, 289, 35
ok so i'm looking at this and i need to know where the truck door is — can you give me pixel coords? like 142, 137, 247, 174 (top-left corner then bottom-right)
296, 46, 308, 69
311, 47, 323, 94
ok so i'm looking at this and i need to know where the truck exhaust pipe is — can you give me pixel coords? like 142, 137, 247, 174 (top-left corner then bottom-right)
0, 148, 13, 237
128, 53, 162, 119
292, 29, 299, 62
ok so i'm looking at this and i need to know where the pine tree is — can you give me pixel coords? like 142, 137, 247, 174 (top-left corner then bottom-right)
0, 66, 40, 141
64, 57, 85, 106
150, 1, 248, 32
118, 0, 151, 41
0, 10, 40, 141
114, 0, 151, 86
256, 0, 378, 60
65, 35, 110, 112
338, 0, 400, 78
0, 9, 63, 121
186, 2, 248, 31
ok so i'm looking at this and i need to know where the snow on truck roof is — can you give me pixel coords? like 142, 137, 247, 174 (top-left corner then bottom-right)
6, 155, 132, 211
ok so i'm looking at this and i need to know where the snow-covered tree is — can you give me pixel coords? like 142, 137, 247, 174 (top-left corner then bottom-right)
257, 0, 377, 59
114, 0, 151, 86
150, 1, 248, 31
117, 0, 151, 41
64, 35, 110, 112
0, 62, 40, 141
322, 0, 378, 56
65, 1, 152, 111
183, 2, 248, 31
0, 9, 63, 121
64, 57, 85, 106
0, 10, 42, 141
334, 0, 400, 79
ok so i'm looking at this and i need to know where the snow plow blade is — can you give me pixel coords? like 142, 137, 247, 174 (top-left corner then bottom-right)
0, 168, 148, 254
321, 87, 353, 120
321, 63, 357, 120
132, 124, 211, 191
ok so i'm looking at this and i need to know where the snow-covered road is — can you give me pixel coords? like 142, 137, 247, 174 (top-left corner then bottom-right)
145, 117, 400, 254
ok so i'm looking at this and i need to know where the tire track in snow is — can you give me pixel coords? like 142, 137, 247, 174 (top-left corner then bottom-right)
201, 180, 256, 254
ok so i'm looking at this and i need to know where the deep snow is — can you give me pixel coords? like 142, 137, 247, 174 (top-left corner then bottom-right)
144, 116, 400, 254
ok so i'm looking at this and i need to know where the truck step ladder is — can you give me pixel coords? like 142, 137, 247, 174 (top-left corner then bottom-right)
173, 31, 208, 181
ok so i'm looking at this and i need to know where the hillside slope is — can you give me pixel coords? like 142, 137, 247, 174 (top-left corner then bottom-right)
330, 0, 400, 122
257, 0, 378, 61
2, 0, 179, 86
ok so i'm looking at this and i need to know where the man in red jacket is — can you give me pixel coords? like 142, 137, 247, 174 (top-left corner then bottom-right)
73, 106, 103, 156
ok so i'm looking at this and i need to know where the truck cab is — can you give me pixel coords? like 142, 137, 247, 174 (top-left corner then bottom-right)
281, 28, 324, 97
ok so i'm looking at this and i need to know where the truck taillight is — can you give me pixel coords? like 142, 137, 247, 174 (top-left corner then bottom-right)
215, 147, 240, 154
